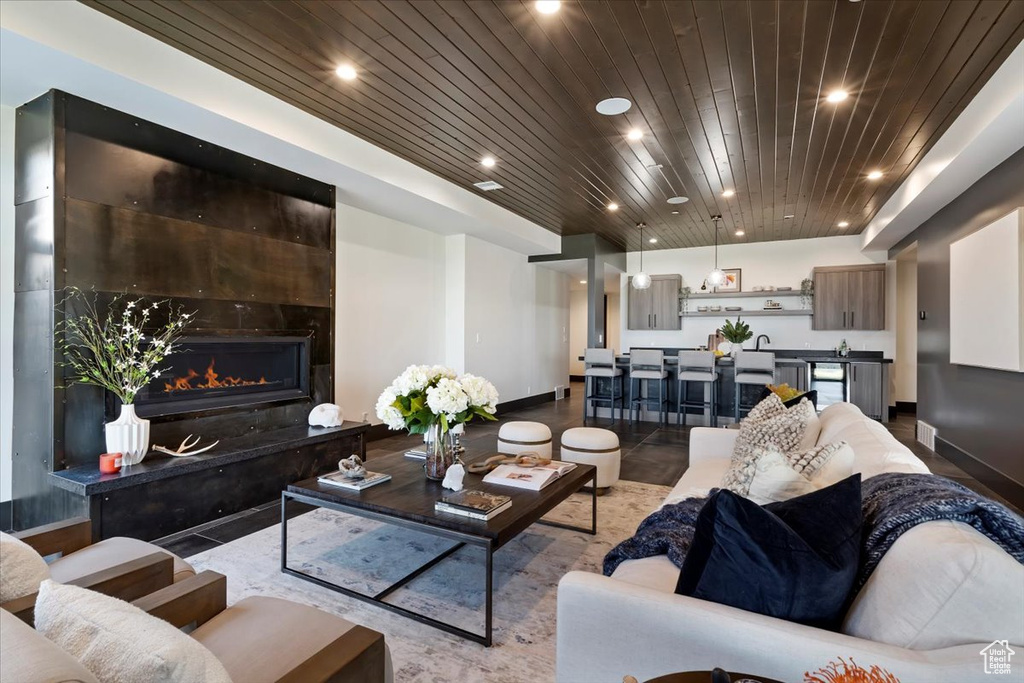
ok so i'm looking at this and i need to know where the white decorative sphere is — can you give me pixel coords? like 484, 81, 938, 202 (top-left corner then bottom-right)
632, 271, 652, 290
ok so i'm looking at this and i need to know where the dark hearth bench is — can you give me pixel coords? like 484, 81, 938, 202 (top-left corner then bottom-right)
50, 422, 369, 541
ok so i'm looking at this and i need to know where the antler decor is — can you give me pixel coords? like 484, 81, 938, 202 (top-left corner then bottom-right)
152, 435, 220, 457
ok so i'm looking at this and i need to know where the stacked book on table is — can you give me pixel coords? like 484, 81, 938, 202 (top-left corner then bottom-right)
435, 489, 511, 521
317, 469, 391, 491
482, 461, 577, 491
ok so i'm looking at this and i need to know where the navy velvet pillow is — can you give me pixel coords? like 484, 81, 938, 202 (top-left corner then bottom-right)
675, 474, 862, 630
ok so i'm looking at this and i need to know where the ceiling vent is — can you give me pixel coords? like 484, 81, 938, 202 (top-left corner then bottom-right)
473, 180, 503, 191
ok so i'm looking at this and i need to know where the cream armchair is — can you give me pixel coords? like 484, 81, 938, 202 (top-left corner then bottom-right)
1, 517, 193, 624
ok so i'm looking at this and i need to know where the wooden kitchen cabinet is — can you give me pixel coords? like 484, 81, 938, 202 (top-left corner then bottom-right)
627, 274, 682, 330
812, 264, 885, 330
774, 362, 809, 393
848, 362, 886, 421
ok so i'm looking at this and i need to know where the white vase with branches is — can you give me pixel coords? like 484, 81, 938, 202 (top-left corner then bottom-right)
58, 290, 194, 465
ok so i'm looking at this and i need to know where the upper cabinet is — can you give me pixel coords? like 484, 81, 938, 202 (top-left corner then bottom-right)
627, 274, 682, 330
812, 264, 886, 330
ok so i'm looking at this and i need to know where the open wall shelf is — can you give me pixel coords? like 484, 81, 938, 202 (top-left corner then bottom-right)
680, 310, 814, 318
686, 290, 806, 299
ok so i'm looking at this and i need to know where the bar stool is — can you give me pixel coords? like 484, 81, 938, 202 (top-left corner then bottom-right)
628, 349, 669, 425
676, 350, 718, 427
733, 351, 775, 420
583, 348, 624, 424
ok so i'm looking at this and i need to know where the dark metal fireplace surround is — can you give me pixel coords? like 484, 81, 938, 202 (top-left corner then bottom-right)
11, 91, 365, 540
130, 336, 311, 418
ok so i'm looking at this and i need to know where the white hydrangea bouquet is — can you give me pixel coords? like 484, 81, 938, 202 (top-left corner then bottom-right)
376, 365, 498, 479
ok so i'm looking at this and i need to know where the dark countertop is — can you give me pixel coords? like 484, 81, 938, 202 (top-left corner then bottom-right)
50, 421, 370, 496
579, 349, 892, 364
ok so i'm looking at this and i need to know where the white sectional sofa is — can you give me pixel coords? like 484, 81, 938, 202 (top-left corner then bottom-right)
557, 403, 1024, 683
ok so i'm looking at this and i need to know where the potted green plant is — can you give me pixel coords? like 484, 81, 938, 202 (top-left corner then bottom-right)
800, 277, 814, 309
679, 286, 692, 314
720, 317, 753, 357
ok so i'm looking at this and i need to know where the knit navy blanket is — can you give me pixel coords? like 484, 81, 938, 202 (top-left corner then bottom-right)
603, 473, 1024, 590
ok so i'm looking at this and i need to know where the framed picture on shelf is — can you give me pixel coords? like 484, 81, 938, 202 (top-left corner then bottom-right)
715, 268, 742, 293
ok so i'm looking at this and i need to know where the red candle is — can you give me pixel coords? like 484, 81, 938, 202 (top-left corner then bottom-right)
99, 453, 122, 474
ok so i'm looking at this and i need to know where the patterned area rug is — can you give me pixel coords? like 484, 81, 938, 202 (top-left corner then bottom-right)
188, 480, 670, 682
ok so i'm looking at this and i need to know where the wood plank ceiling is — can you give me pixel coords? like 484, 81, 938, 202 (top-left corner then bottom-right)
83, 0, 1024, 251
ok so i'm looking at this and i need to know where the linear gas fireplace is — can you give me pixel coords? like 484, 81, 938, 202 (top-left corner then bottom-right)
131, 336, 311, 417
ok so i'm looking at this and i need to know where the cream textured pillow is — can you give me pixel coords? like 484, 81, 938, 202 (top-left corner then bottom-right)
0, 531, 50, 602
721, 396, 816, 496
35, 580, 233, 683
745, 441, 855, 505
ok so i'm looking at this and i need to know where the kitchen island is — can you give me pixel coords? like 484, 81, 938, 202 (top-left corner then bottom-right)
579, 348, 892, 424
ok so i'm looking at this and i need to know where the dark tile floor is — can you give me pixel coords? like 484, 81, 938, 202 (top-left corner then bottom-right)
155, 381, 1018, 557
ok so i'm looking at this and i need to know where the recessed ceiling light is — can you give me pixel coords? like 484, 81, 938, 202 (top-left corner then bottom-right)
535, 0, 561, 14
867, 170, 883, 180
607, 202, 619, 211
784, 215, 795, 219
596, 97, 632, 116
826, 90, 849, 103
646, 163, 664, 170
473, 180, 503, 191
735, 230, 745, 237
838, 221, 850, 228
579, 279, 587, 284
666, 196, 689, 204
626, 128, 643, 141
671, 210, 679, 215
721, 189, 735, 198
481, 156, 496, 168
649, 237, 658, 244
335, 64, 358, 81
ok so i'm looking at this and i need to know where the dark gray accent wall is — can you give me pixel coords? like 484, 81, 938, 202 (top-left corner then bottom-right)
891, 149, 1024, 506
529, 233, 626, 347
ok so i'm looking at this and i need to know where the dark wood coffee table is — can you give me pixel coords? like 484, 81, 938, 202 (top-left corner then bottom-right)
281, 451, 596, 646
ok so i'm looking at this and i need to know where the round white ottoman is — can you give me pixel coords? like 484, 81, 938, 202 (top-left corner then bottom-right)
559, 427, 621, 493
497, 421, 552, 458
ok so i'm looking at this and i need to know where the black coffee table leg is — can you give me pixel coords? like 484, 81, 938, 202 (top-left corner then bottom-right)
536, 474, 599, 535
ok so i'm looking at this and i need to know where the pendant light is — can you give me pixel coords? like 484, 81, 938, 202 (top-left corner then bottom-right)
706, 215, 726, 288
632, 222, 652, 290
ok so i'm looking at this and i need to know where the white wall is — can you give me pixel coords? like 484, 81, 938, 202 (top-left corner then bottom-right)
1, 104, 13, 503
463, 236, 570, 404
569, 289, 587, 375
621, 235, 897, 357
335, 202, 447, 423
895, 256, 918, 402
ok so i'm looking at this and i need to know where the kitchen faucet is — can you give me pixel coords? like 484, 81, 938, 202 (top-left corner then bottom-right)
755, 334, 771, 351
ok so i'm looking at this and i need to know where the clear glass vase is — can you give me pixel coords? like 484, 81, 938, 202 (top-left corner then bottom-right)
423, 422, 458, 481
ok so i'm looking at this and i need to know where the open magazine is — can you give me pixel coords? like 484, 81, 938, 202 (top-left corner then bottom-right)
483, 461, 577, 491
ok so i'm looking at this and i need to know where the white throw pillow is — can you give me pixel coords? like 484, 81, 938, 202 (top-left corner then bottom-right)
0, 531, 50, 602
799, 409, 822, 452
746, 449, 821, 505
35, 580, 233, 683
745, 442, 855, 505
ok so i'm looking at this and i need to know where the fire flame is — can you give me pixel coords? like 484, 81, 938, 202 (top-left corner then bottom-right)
164, 358, 267, 393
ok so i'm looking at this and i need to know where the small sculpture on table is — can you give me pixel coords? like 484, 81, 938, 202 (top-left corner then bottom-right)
338, 454, 367, 480
442, 462, 466, 492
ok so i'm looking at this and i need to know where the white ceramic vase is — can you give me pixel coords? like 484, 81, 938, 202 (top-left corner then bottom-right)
730, 342, 742, 359
105, 404, 150, 466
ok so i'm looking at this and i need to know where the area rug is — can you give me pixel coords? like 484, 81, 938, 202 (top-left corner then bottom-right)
187, 480, 670, 682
